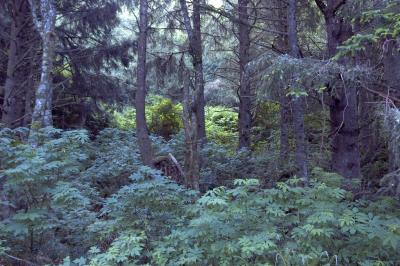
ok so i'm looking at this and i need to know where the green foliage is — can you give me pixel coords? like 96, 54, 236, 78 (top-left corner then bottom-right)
82, 128, 141, 197
205, 106, 238, 146
0, 127, 96, 262
254, 55, 371, 101
154, 173, 400, 266
147, 96, 183, 139
112, 108, 136, 130
253, 102, 280, 147
85, 232, 146, 266
112, 96, 183, 139
337, 1, 400, 57
1, 128, 399, 265
80, 166, 197, 264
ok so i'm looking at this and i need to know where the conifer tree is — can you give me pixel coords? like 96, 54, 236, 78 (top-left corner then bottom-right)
179, 0, 206, 143
288, 0, 308, 180
135, 0, 154, 166
315, 0, 360, 178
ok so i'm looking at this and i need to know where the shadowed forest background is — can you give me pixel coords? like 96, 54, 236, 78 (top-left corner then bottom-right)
0, 0, 400, 265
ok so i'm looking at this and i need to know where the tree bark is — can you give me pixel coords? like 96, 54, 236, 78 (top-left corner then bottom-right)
383, 39, 400, 171
29, 0, 56, 129
238, 0, 252, 149
135, 0, 154, 166
316, 0, 361, 178
279, 95, 290, 163
288, 0, 308, 180
182, 70, 200, 190
179, 0, 206, 143
272, 0, 291, 165
2, 0, 31, 128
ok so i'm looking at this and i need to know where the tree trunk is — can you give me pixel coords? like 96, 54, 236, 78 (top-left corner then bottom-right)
135, 0, 154, 166
182, 71, 200, 190
316, 0, 361, 178
330, 85, 360, 178
279, 95, 290, 163
179, 0, 206, 143
23, 37, 40, 127
358, 83, 375, 165
272, 0, 291, 165
288, 0, 308, 180
238, 0, 252, 149
29, 0, 56, 129
2, 0, 30, 128
383, 38, 400, 170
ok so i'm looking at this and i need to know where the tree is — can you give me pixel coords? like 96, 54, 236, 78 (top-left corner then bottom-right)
288, 0, 308, 180
266, 0, 291, 165
1, 0, 37, 128
315, 0, 360, 178
237, 0, 252, 149
29, 0, 57, 128
179, 0, 206, 143
182, 67, 200, 190
135, 0, 154, 166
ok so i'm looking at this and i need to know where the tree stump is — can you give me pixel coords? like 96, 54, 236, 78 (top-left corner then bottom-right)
153, 153, 185, 185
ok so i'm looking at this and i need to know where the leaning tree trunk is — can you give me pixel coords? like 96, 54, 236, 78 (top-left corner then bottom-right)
179, 0, 206, 144
29, 0, 56, 129
238, 0, 252, 149
316, 0, 360, 178
135, 0, 154, 166
288, 0, 308, 180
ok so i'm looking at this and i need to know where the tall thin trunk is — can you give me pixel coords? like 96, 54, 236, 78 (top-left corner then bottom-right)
29, 0, 56, 129
238, 0, 252, 149
2, 0, 30, 128
288, 0, 308, 180
182, 70, 200, 190
179, 0, 206, 143
316, 0, 360, 178
24, 34, 40, 127
135, 0, 154, 166
273, 0, 291, 164
279, 95, 290, 162
2, 13, 20, 127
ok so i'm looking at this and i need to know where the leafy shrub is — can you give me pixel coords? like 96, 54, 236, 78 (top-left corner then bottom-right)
154, 174, 400, 266
0, 127, 96, 263
252, 102, 280, 145
147, 96, 183, 139
205, 106, 238, 147
112, 108, 136, 130
112, 96, 183, 139
82, 128, 142, 197
79, 167, 197, 265
1, 128, 399, 266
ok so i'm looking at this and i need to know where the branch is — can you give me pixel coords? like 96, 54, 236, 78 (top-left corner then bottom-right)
3, 253, 37, 266
314, 0, 326, 14
332, 0, 346, 14
179, 0, 195, 43
200, 4, 288, 36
